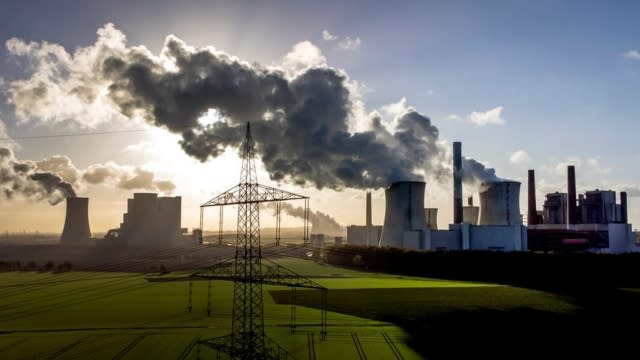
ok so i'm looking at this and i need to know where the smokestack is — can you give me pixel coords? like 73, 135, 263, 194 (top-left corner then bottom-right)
366, 192, 372, 226
527, 169, 538, 225
366, 191, 372, 246
60, 197, 91, 245
453, 141, 463, 224
621, 191, 628, 224
567, 165, 577, 224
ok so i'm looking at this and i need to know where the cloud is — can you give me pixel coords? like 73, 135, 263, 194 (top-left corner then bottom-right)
281, 41, 327, 78
468, 106, 505, 126
82, 162, 175, 193
509, 150, 531, 164
5, 24, 129, 126
554, 157, 582, 175
623, 50, 640, 61
321, 30, 361, 51
380, 97, 409, 119
321, 30, 337, 41
6, 23, 501, 190
0, 144, 176, 206
0, 117, 18, 150
0, 147, 76, 205
338, 36, 361, 51
619, 185, 640, 197
36, 155, 81, 184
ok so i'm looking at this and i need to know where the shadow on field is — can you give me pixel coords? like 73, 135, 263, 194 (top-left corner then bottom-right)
270, 286, 640, 359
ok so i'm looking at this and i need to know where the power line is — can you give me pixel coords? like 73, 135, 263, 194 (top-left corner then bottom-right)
0, 129, 150, 142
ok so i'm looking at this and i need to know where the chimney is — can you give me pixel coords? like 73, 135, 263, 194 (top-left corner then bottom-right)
60, 197, 91, 245
567, 165, 577, 224
453, 141, 463, 224
527, 170, 538, 225
621, 191, 628, 224
366, 192, 372, 226
365, 191, 372, 246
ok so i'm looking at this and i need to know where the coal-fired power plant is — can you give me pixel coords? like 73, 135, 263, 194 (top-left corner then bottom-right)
353, 141, 528, 251
528, 165, 639, 253
478, 181, 522, 226
60, 197, 91, 245
379, 181, 428, 249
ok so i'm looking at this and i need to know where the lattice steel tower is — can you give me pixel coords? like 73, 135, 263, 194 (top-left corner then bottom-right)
232, 123, 265, 357
193, 122, 327, 360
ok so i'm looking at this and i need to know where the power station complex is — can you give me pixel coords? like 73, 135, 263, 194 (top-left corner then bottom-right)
58, 141, 639, 254
347, 142, 639, 254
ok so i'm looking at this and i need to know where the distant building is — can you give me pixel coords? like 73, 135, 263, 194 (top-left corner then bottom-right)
119, 193, 182, 247
347, 225, 382, 246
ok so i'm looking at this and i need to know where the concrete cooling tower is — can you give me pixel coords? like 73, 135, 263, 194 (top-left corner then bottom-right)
379, 181, 427, 249
479, 181, 522, 226
60, 197, 91, 245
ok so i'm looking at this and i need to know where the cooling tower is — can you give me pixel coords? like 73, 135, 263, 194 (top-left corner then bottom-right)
379, 181, 427, 249
60, 197, 91, 245
478, 181, 522, 226
425, 208, 438, 229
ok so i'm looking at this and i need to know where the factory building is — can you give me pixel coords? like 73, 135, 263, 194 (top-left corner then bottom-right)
425, 208, 438, 229
60, 197, 91, 245
119, 193, 182, 247
347, 191, 383, 246
373, 142, 527, 252
462, 197, 479, 225
528, 167, 639, 253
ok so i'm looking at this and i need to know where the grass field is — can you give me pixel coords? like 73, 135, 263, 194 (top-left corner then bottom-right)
0, 258, 580, 359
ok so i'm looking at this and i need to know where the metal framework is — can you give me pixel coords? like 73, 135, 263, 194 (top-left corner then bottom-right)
199, 184, 310, 246
192, 123, 326, 360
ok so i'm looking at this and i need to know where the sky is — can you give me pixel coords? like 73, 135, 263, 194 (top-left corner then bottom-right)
1, 0, 640, 234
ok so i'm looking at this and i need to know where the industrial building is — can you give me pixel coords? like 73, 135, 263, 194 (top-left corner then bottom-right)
528, 166, 639, 253
60, 197, 91, 245
371, 141, 527, 252
346, 191, 383, 246
118, 193, 183, 247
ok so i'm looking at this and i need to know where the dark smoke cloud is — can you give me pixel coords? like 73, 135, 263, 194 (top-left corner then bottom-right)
7, 24, 502, 189
99, 35, 457, 189
1, 147, 76, 205
268, 202, 344, 235
0, 147, 175, 205
462, 158, 501, 185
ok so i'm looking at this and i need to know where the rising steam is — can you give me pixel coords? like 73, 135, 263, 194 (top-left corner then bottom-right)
1, 147, 76, 205
6, 23, 501, 189
267, 202, 344, 235
1, 147, 175, 205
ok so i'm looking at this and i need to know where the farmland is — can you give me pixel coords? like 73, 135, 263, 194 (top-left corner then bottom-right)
0, 257, 584, 359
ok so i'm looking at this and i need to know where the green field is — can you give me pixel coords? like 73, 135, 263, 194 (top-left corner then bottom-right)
0, 258, 578, 359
